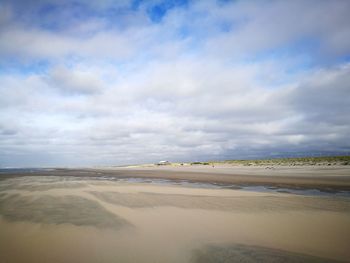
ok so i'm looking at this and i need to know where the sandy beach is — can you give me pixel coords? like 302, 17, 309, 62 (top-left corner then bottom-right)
115, 165, 350, 190
0, 169, 350, 262
2, 0, 349, 261
4, 165, 350, 190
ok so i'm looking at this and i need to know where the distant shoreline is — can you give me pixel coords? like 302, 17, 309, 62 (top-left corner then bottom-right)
1, 164, 350, 192
153, 155, 350, 167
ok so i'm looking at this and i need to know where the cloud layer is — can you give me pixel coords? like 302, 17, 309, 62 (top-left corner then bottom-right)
0, 0, 350, 166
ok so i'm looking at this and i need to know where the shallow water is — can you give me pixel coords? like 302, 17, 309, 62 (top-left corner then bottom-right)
4, 174, 349, 197
0, 176, 349, 262
71, 176, 350, 197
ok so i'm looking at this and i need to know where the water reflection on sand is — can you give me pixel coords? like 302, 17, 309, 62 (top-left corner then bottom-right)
0, 176, 349, 262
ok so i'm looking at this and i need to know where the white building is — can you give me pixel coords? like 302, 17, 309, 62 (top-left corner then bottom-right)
157, 160, 170, 165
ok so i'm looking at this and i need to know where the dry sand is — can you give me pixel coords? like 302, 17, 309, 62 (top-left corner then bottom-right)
0, 175, 349, 262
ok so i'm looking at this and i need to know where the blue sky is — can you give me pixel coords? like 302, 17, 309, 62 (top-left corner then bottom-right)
0, 0, 350, 167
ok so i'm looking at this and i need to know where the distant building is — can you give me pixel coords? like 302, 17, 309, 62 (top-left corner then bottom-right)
157, 160, 170, 165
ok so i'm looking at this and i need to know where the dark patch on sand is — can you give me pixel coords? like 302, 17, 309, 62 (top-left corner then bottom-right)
191, 244, 343, 263
0, 182, 87, 192
0, 194, 130, 228
0, 177, 87, 192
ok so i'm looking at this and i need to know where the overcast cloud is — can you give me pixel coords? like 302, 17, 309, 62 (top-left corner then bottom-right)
0, 0, 350, 167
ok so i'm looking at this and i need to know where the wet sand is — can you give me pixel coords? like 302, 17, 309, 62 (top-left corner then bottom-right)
2, 165, 350, 191
0, 176, 349, 262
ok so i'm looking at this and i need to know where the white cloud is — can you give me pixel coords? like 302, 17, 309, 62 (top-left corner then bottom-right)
0, 0, 349, 166
47, 66, 105, 95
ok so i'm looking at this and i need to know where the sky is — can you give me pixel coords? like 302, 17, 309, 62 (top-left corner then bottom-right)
0, 0, 350, 167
